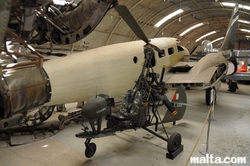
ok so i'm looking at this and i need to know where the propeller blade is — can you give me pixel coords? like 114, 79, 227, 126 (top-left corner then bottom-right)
114, 5, 164, 54
114, 5, 149, 44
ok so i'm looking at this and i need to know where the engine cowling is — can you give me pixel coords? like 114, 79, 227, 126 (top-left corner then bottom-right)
226, 56, 237, 75
81, 94, 111, 119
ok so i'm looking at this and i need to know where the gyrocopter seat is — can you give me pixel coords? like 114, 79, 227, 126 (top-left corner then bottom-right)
107, 89, 146, 128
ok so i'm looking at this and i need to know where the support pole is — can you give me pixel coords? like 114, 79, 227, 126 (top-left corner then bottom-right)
199, 88, 215, 155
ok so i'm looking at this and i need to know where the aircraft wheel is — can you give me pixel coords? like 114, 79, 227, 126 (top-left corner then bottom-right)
229, 82, 237, 92
167, 132, 182, 153
205, 88, 211, 105
85, 143, 97, 158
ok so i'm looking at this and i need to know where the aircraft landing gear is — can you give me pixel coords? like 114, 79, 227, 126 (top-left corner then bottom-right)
143, 126, 183, 159
227, 80, 238, 92
85, 138, 97, 158
205, 88, 216, 105
166, 132, 183, 159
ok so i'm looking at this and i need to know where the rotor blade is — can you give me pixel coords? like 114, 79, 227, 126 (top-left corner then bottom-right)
114, 5, 149, 44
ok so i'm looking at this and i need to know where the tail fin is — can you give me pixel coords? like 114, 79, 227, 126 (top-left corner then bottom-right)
219, 4, 239, 51
237, 60, 248, 72
162, 86, 187, 123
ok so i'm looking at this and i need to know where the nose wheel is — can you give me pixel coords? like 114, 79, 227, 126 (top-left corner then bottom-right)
85, 138, 97, 158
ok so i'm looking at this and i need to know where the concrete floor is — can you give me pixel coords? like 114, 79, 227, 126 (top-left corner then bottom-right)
0, 82, 249, 166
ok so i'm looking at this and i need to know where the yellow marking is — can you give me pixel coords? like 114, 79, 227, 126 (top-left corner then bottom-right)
172, 110, 178, 115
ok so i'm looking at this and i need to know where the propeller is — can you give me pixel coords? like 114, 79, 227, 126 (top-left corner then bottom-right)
114, 4, 164, 54
114, 3, 166, 91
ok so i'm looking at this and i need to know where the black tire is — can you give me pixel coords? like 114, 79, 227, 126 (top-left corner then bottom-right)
205, 88, 211, 105
85, 143, 97, 158
167, 132, 182, 153
229, 82, 237, 92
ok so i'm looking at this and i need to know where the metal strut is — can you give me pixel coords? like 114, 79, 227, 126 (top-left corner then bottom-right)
142, 126, 168, 142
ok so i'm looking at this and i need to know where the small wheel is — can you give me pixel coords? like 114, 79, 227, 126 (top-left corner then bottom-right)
167, 132, 182, 153
173, 121, 176, 125
85, 143, 97, 158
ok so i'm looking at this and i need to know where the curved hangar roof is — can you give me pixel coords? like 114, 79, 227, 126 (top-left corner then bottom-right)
83, 0, 250, 53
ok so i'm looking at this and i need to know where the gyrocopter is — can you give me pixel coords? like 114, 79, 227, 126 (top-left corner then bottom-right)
75, 4, 187, 159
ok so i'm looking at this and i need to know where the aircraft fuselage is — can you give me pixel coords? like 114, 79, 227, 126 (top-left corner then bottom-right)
43, 37, 189, 105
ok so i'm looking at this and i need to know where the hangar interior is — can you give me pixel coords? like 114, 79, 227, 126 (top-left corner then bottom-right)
0, 0, 250, 166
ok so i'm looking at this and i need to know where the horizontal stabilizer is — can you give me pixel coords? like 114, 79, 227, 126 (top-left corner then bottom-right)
172, 61, 197, 68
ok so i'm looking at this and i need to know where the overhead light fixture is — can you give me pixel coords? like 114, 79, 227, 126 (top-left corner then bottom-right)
240, 29, 250, 33
222, 2, 236, 7
195, 31, 216, 42
155, 9, 184, 27
179, 23, 204, 36
207, 37, 224, 45
53, 0, 69, 5
238, 19, 250, 24
222, 2, 250, 11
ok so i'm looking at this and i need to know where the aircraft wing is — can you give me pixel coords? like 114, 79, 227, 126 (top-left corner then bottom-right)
164, 66, 218, 88
172, 61, 197, 68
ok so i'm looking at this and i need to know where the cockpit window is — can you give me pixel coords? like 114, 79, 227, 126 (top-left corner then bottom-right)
168, 47, 174, 55
177, 46, 184, 52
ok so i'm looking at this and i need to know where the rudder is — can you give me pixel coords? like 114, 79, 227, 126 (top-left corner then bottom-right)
162, 86, 187, 123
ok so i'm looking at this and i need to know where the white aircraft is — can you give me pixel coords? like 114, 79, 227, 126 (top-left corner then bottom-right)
163, 4, 239, 105
42, 37, 189, 106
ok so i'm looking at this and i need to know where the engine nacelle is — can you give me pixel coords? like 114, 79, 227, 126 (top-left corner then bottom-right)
81, 94, 111, 119
0, 66, 51, 119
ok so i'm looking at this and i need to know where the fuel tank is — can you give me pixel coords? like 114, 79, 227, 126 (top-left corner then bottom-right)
81, 94, 111, 119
